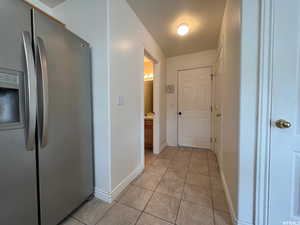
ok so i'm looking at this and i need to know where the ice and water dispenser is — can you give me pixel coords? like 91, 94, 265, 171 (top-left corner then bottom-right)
0, 69, 23, 129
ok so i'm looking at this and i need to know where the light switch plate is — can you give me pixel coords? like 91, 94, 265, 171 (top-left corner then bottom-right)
166, 84, 175, 94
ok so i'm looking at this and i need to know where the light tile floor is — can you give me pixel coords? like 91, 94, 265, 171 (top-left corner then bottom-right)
62, 147, 232, 225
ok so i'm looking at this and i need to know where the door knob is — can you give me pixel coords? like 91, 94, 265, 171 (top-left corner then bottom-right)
216, 113, 222, 117
178, 112, 182, 115
275, 119, 292, 129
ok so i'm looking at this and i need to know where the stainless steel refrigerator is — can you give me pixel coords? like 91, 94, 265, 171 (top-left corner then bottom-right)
0, 1, 94, 225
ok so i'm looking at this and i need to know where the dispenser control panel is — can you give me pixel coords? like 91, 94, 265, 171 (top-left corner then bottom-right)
0, 72, 19, 89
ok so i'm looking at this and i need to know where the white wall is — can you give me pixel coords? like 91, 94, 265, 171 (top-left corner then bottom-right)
109, 0, 166, 191
217, 0, 259, 224
166, 50, 217, 146
238, 0, 259, 223
217, 0, 241, 222
54, 0, 167, 200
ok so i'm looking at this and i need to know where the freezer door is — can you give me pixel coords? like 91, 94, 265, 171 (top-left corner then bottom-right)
33, 10, 94, 225
0, 1, 38, 225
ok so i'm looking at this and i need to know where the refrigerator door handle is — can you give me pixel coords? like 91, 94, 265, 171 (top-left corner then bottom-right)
36, 37, 49, 147
22, 31, 37, 151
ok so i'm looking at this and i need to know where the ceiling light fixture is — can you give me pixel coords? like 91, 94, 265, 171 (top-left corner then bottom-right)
177, 24, 190, 36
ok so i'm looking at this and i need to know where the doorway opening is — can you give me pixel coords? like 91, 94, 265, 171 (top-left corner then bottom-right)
142, 51, 160, 169
144, 55, 155, 160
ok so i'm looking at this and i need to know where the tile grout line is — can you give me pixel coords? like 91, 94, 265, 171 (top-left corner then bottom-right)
92, 201, 116, 225
154, 147, 183, 224
131, 149, 218, 225
144, 211, 176, 224
69, 148, 228, 225
168, 149, 186, 225
170, 149, 222, 223
140, 147, 183, 224
71, 216, 88, 225
174, 148, 193, 225
179, 150, 218, 225
134, 149, 172, 225
133, 152, 158, 225
114, 149, 217, 225
208, 152, 217, 225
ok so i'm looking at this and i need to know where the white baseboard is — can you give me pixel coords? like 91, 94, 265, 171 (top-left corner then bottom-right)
235, 219, 254, 225
94, 164, 144, 203
219, 167, 254, 225
219, 168, 237, 224
94, 187, 112, 203
111, 164, 144, 201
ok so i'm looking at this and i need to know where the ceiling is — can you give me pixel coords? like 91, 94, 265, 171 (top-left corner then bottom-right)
127, 0, 226, 57
39, 0, 66, 8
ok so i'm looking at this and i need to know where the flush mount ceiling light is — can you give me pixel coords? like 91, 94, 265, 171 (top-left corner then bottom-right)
177, 24, 190, 36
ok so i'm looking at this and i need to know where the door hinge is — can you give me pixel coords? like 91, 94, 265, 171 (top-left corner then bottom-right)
211, 74, 214, 80
210, 138, 213, 143
210, 105, 213, 112
214, 137, 217, 143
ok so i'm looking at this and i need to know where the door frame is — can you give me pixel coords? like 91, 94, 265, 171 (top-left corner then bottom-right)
176, 65, 213, 149
141, 50, 160, 161
255, 0, 275, 224
212, 46, 223, 154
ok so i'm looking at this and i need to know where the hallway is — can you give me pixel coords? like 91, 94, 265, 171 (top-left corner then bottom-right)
63, 147, 232, 225
1, 0, 293, 224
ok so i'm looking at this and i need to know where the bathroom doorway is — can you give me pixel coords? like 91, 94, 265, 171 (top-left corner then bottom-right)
143, 55, 157, 167
141, 50, 160, 169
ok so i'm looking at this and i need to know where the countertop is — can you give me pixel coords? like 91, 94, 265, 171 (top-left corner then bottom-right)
144, 115, 154, 120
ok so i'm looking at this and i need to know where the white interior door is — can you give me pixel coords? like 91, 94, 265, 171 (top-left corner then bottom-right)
178, 67, 211, 148
268, 0, 300, 224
